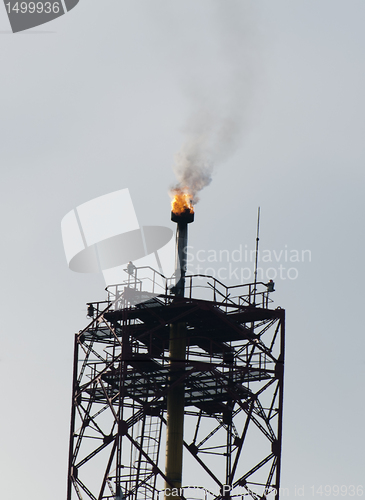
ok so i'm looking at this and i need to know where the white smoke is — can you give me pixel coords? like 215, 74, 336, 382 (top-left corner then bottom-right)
172, 133, 213, 204
171, 1, 258, 203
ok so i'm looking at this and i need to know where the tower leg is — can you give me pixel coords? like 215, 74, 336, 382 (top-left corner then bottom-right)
67, 334, 79, 500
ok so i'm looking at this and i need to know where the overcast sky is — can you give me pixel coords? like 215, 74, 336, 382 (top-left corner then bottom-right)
0, 1, 364, 499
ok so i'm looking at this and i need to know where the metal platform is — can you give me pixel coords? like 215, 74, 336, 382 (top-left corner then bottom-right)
67, 270, 285, 500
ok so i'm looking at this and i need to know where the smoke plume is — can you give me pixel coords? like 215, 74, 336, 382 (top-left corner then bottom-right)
170, 1, 258, 204
172, 132, 213, 204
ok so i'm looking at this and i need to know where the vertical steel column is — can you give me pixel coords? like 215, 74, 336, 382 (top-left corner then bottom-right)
67, 334, 79, 500
165, 213, 192, 498
116, 313, 130, 500
165, 322, 186, 497
170, 209, 193, 297
174, 221, 188, 297
275, 311, 285, 500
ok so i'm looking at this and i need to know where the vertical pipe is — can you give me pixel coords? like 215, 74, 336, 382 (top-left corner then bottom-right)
165, 219, 189, 499
175, 222, 188, 297
165, 322, 186, 497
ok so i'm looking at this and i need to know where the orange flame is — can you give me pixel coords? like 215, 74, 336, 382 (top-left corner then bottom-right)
171, 188, 194, 215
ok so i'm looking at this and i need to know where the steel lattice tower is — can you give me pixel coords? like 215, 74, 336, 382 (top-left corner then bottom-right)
67, 269, 285, 500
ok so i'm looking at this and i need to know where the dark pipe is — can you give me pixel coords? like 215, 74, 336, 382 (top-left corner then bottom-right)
165, 210, 194, 499
171, 210, 194, 296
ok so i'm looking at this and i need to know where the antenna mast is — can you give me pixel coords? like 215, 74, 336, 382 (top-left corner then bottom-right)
253, 207, 260, 305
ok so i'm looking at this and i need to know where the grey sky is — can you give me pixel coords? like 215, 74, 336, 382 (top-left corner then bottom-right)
0, 1, 364, 498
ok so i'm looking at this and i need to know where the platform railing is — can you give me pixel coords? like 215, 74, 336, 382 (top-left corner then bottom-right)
102, 266, 274, 312
182, 274, 274, 310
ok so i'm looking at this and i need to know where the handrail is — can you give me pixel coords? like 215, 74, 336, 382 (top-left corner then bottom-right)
100, 267, 273, 311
